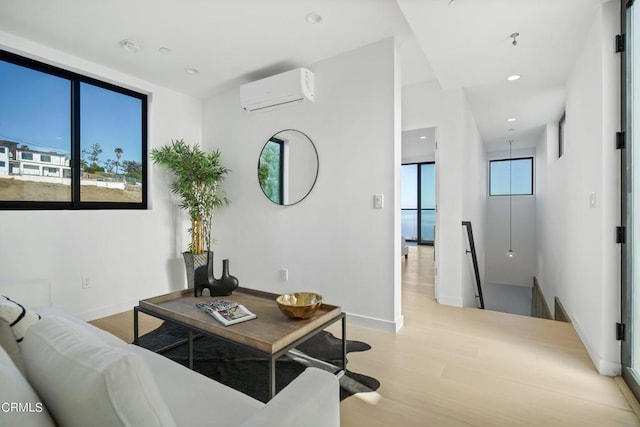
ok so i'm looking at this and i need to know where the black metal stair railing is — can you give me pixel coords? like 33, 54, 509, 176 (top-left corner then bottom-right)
462, 221, 485, 309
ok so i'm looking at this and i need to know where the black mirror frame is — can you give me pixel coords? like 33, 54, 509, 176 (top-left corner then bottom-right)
257, 129, 319, 206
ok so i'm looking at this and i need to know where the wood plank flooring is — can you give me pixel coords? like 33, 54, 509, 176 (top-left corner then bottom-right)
91, 245, 639, 426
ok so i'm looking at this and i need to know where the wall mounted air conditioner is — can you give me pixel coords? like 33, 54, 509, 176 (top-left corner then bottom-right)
240, 68, 314, 113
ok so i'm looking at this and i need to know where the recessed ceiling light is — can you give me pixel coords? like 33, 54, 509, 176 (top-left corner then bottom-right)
120, 40, 140, 53
305, 12, 322, 24
419, 136, 427, 140
185, 68, 199, 75
158, 47, 172, 54
507, 74, 521, 81
507, 118, 517, 122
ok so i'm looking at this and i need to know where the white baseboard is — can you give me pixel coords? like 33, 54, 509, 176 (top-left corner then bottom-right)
394, 314, 404, 332
597, 359, 622, 377
346, 312, 402, 333
572, 316, 621, 376
437, 295, 463, 307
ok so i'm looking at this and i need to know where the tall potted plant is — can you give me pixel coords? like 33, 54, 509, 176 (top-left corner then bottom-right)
151, 139, 230, 289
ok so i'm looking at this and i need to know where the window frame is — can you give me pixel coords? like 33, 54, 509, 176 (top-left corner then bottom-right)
488, 156, 534, 196
269, 136, 285, 205
401, 161, 436, 245
0, 49, 148, 210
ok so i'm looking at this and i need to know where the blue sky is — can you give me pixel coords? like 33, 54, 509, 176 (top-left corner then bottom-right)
490, 158, 533, 195
401, 163, 435, 209
0, 60, 141, 163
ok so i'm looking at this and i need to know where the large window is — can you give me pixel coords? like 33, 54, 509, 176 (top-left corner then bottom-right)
401, 162, 435, 244
489, 157, 534, 196
0, 50, 147, 209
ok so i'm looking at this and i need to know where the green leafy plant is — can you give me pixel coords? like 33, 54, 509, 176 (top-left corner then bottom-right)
151, 139, 230, 254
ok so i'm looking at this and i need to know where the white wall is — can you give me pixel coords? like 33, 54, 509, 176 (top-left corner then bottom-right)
0, 31, 202, 320
535, 124, 560, 317
535, 1, 620, 375
485, 148, 536, 288
202, 38, 403, 332
403, 80, 486, 307
461, 99, 487, 307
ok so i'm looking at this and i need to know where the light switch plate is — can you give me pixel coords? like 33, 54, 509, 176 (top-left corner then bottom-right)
374, 194, 384, 209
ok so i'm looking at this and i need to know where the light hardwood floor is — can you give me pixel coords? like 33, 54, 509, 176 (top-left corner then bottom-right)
92, 245, 639, 426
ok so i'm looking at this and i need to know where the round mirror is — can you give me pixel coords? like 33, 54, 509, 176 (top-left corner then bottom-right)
258, 129, 318, 205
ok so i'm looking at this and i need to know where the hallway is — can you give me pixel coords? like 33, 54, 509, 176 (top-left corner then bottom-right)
339, 244, 640, 426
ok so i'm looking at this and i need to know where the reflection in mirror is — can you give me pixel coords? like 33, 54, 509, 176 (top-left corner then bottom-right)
258, 129, 318, 206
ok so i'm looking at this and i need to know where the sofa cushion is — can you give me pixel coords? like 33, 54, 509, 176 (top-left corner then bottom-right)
37, 306, 128, 347
0, 319, 24, 375
0, 344, 55, 426
0, 304, 128, 377
0, 295, 41, 343
127, 344, 264, 427
0, 295, 42, 375
21, 315, 177, 427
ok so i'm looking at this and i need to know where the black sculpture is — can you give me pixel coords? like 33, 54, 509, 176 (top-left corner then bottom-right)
193, 252, 239, 297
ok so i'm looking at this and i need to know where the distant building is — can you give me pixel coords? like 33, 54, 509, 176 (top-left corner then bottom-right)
0, 140, 71, 179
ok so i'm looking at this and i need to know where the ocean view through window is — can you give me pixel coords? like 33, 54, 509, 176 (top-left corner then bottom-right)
401, 162, 435, 244
0, 50, 147, 209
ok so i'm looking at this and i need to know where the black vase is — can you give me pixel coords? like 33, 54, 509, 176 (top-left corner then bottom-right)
218, 259, 239, 294
194, 252, 239, 297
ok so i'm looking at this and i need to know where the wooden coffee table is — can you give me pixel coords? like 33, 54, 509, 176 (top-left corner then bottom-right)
133, 287, 346, 400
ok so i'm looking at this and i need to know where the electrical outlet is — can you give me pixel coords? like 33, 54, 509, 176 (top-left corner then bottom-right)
280, 268, 289, 281
81, 276, 91, 289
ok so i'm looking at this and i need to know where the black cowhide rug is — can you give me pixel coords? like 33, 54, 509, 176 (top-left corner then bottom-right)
137, 321, 380, 403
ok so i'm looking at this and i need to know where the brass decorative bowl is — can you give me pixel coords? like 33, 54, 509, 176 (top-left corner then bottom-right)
276, 292, 322, 320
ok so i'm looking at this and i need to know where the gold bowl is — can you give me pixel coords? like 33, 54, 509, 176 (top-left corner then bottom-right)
276, 292, 322, 320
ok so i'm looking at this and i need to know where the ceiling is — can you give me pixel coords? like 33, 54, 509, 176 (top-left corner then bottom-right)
397, 0, 607, 151
402, 127, 436, 161
0, 0, 609, 152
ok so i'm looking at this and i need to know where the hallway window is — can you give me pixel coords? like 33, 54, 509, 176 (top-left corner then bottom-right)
489, 157, 533, 196
401, 162, 435, 244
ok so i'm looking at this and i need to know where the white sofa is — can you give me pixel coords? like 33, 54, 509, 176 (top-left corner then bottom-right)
0, 280, 340, 427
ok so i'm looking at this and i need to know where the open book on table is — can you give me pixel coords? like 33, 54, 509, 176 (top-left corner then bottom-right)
195, 300, 257, 326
